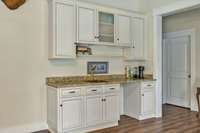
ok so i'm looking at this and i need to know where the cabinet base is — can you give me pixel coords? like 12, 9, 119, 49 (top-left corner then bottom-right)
124, 113, 156, 120
49, 121, 119, 133
138, 114, 156, 120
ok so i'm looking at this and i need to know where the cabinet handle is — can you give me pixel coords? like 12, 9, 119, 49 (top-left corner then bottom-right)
147, 85, 152, 87
117, 38, 119, 41
69, 91, 76, 94
142, 94, 144, 96
60, 104, 63, 107
132, 40, 135, 48
95, 36, 100, 39
101, 99, 106, 102
109, 88, 115, 90
91, 89, 97, 92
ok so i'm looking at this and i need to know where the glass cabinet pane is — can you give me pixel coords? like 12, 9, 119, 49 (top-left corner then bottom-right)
98, 12, 114, 43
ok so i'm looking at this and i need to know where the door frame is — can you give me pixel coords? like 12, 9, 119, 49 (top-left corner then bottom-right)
153, 0, 200, 117
163, 29, 195, 108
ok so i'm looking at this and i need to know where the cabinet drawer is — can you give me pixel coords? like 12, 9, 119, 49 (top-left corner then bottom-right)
104, 85, 120, 94
86, 87, 102, 95
61, 88, 81, 98
142, 82, 155, 89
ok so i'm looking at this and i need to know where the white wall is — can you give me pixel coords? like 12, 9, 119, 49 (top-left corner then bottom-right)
0, 0, 151, 131
137, 0, 184, 82
140, 0, 181, 12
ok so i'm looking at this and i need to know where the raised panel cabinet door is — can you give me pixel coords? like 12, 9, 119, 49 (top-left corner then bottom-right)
141, 89, 154, 115
55, 1, 76, 58
86, 95, 103, 126
104, 94, 120, 122
78, 6, 96, 42
61, 97, 83, 131
117, 15, 131, 46
131, 18, 144, 60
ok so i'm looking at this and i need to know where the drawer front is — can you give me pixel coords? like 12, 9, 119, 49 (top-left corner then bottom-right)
142, 82, 155, 89
61, 88, 81, 98
104, 84, 120, 94
86, 87, 102, 95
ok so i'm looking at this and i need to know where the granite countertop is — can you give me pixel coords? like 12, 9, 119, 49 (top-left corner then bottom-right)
46, 74, 156, 88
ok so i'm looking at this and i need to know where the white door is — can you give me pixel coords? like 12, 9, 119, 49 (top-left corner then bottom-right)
164, 36, 191, 108
77, 6, 96, 43
85, 95, 103, 126
104, 94, 120, 122
141, 89, 154, 115
117, 15, 131, 46
61, 97, 83, 131
55, 1, 76, 58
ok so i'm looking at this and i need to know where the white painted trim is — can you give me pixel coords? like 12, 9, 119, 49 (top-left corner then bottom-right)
49, 122, 118, 133
153, 16, 162, 118
163, 29, 196, 110
0, 122, 48, 133
153, 0, 200, 117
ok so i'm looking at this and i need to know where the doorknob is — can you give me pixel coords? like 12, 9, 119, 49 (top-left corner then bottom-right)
188, 75, 191, 78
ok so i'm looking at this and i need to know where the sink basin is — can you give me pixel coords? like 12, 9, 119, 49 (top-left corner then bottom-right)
83, 80, 108, 83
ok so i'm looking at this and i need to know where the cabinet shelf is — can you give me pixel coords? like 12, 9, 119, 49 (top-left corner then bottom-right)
99, 22, 114, 26
99, 33, 114, 37
75, 42, 131, 48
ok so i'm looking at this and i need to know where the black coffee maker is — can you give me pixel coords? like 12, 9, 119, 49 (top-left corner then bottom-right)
138, 66, 145, 79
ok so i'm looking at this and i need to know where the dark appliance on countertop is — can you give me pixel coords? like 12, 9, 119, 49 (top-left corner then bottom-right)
138, 66, 145, 79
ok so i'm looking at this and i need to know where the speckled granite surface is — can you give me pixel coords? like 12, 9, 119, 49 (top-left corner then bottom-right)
46, 74, 155, 88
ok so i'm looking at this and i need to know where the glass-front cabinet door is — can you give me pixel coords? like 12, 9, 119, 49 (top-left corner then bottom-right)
98, 12, 115, 43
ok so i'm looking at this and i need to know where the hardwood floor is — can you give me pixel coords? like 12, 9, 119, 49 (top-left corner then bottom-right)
34, 104, 200, 133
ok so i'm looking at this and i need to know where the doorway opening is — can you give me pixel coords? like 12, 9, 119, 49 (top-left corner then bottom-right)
153, 1, 199, 117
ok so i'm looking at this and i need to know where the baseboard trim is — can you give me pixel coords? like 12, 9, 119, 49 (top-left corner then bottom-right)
0, 122, 48, 133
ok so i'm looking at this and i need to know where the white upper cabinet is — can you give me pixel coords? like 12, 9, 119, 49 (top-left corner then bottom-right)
49, 0, 146, 59
117, 15, 132, 46
132, 18, 145, 60
77, 5, 97, 43
124, 17, 145, 61
49, 0, 76, 59
77, 3, 116, 45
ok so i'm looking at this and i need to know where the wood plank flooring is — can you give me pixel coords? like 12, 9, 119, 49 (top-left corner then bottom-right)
34, 104, 200, 133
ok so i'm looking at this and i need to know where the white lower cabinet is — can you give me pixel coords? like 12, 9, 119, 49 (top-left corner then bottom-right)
61, 97, 83, 131
124, 81, 155, 120
47, 84, 120, 133
85, 95, 103, 126
104, 94, 120, 122
141, 89, 155, 116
